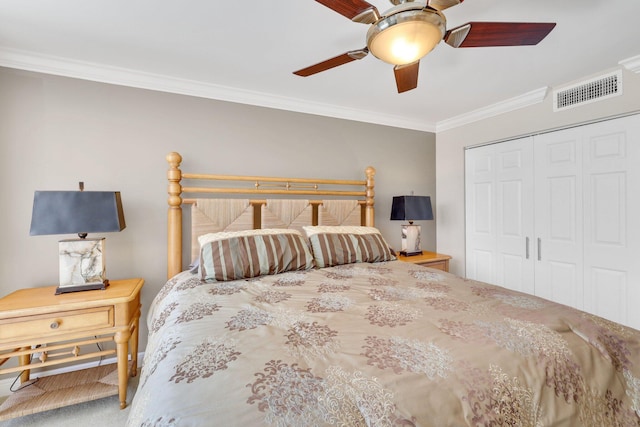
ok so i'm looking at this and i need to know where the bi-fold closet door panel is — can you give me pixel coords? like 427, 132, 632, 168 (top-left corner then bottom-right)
465, 137, 534, 294
465, 143, 496, 284
534, 116, 640, 327
580, 116, 640, 328
533, 128, 584, 309
465, 114, 640, 329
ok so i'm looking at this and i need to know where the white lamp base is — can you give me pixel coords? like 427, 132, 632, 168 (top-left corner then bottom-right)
57, 238, 107, 294
400, 224, 422, 256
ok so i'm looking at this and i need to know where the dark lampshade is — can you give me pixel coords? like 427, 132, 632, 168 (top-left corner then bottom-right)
30, 191, 126, 237
390, 195, 433, 222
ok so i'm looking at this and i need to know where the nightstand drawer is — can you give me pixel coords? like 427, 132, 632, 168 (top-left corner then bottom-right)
396, 251, 451, 273
422, 260, 448, 271
0, 306, 114, 342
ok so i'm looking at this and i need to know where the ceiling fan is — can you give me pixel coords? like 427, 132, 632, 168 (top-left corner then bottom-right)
293, 0, 556, 93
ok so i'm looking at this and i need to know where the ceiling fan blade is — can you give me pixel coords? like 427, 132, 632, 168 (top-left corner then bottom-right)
445, 22, 556, 48
293, 49, 369, 77
427, 0, 463, 11
315, 0, 380, 24
394, 61, 420, 93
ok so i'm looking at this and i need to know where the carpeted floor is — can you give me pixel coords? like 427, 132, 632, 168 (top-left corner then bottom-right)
0, 370, 139, 427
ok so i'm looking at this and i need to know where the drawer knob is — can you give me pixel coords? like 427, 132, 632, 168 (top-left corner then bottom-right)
50, 321, 59, 329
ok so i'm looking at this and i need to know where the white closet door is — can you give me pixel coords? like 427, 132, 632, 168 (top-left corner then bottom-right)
495, 138, 535, 294
465, 137, 534, 292
465, 114, 640, 328
533, 129, 584, 308
582, 115, 640, 329
465, 144, 497, 283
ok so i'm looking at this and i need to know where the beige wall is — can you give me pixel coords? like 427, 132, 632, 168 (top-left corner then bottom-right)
436, 67, 640, 276
0, 67, 435, 356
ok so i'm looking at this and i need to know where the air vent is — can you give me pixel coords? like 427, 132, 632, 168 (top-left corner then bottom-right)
553, 70, 622, 111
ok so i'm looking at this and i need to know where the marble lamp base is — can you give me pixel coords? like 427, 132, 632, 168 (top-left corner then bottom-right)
400, 224, 423, 256
57, 237, 108, 294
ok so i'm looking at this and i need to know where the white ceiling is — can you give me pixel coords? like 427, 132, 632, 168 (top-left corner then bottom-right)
1, 0, 639, 132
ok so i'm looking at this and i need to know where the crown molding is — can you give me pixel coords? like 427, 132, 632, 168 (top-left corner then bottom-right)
435, 87, 549, 133
2, 48, 636, 134
0, 48, 558, 134
619, 55, 640, 73
0, 48, 436, 133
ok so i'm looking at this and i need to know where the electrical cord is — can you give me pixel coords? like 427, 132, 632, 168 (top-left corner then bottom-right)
9, 353, 39, 392
95, 338, 104, 366
8, 340, 107, 392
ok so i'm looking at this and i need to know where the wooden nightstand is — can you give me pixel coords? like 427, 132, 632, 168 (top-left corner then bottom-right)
396, 251, 451, 272
0, 278, 143, 419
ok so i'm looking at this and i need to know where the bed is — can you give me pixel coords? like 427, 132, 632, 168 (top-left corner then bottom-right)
126, 152, 640, 426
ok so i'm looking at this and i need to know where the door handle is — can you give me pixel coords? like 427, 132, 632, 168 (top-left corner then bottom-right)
525, 237, 530, 259
537, 238, 542, 261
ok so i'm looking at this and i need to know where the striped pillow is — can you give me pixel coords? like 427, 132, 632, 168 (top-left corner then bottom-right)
198, 229, 314, 282
303, 226, 396, 268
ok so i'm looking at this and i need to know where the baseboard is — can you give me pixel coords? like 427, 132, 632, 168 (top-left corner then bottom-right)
0, 352, 144, 398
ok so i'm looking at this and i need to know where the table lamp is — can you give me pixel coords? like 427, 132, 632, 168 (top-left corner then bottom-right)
390, 195, 433, 256
29, 183, 126, 294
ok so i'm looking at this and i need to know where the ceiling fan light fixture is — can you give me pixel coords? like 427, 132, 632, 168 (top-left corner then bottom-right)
367, 9, 445, 65
297, 0, 556, 93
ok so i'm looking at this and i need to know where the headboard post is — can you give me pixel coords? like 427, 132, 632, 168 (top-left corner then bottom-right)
365, 166, 376, 227
167, 152, 183, 279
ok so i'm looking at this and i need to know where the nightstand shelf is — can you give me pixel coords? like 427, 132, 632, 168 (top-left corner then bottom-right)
396, 251, 451, 272
0, 278, 143, 420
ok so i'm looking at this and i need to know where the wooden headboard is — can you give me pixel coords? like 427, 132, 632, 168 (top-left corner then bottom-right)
166, 152, 376, 279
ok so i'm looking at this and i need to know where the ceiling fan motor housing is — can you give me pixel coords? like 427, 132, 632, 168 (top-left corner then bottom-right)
366, 5, 446, 65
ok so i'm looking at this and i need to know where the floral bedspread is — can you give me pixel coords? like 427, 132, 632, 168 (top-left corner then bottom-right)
127, 261, 640, 426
